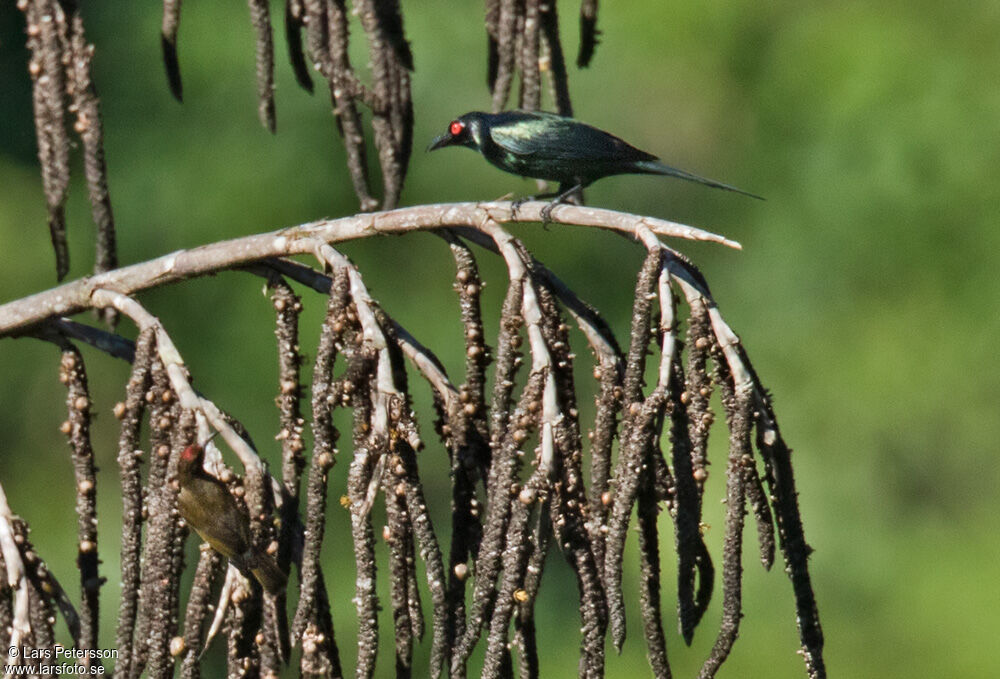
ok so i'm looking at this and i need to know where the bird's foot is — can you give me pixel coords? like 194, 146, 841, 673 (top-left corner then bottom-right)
511, 195, 535, 220
539, 183, 582, 226
539, 200, 557, 227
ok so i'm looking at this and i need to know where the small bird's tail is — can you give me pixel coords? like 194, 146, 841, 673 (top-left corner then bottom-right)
635, 160, 764, 200
247, 551, 287, 594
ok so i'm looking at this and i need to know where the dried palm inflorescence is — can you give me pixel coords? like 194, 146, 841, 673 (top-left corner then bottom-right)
0, 202, 824, 679
18, 0, 117, 290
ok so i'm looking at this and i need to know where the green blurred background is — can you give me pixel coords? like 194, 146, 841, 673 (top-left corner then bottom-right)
1, 0, 999, 676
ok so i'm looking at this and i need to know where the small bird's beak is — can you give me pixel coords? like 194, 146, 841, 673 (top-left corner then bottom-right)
427, 132, 453, 152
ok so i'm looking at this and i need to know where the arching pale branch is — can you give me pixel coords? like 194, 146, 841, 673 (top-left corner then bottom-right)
0, 202, 737, 338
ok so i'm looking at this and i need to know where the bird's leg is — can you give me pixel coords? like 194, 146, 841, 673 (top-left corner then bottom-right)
539, 183, 585, 225
511, 191, 555, 219
510, 182, 584, 223
558, 183, 585, 206
511, 194, 538, 218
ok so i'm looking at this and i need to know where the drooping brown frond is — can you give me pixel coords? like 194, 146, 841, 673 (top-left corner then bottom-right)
247, 0, 277, 132
268, 276, 307, 569
112, 328, 156, 679
605, 249, 662, 650
226, 574, 262, 677
294, 0, 414, 210
284, 0, 313, 92
19, 0, 119, 288
21, 0, 71, 280
161, 0, 183, 100
485, 0, 573, 115
244, 462, 285, 672
748, 364, 826, 679
451, 277, 525, 677
356, 0, 414, 208
4, 514, 79, 668
64, 3, 118, 317
374, 313, 450, 678
531, 266, 607, 677
346, 348, 380, 679
577, 0, 600, 68
674, 300, 716, 643
179, 547, 223, 678
57, 345, 101, 659
131, 365, 188, 677
291, 269, 351, 663
539, 0, 573, 116
697, 348, 752, 679
520, 0, 542, 110
480, 373, 547, 679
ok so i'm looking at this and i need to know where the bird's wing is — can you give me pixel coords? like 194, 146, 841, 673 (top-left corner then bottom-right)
488, 112, 657, 164
177, 481, 250, 559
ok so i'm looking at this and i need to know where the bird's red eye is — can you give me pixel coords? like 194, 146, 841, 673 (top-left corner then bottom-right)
449, 120, 464, 136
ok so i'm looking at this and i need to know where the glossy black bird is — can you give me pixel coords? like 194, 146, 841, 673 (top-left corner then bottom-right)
428, 110, 762, 219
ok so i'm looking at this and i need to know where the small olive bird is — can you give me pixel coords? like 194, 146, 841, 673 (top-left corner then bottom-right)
177, 442, 286, 594
428, 110, 762, 219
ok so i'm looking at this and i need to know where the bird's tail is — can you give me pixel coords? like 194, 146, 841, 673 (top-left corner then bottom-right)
635, 160, 764, 200
247, 550, 287, 594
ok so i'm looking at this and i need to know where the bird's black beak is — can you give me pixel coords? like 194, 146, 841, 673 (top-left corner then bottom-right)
427, 132, 454, 152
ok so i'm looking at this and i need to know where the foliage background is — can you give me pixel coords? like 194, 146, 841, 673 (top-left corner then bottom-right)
1, 1, 998, 677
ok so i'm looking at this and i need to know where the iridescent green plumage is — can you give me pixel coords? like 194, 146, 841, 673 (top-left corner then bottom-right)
428, 110, 763, 202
